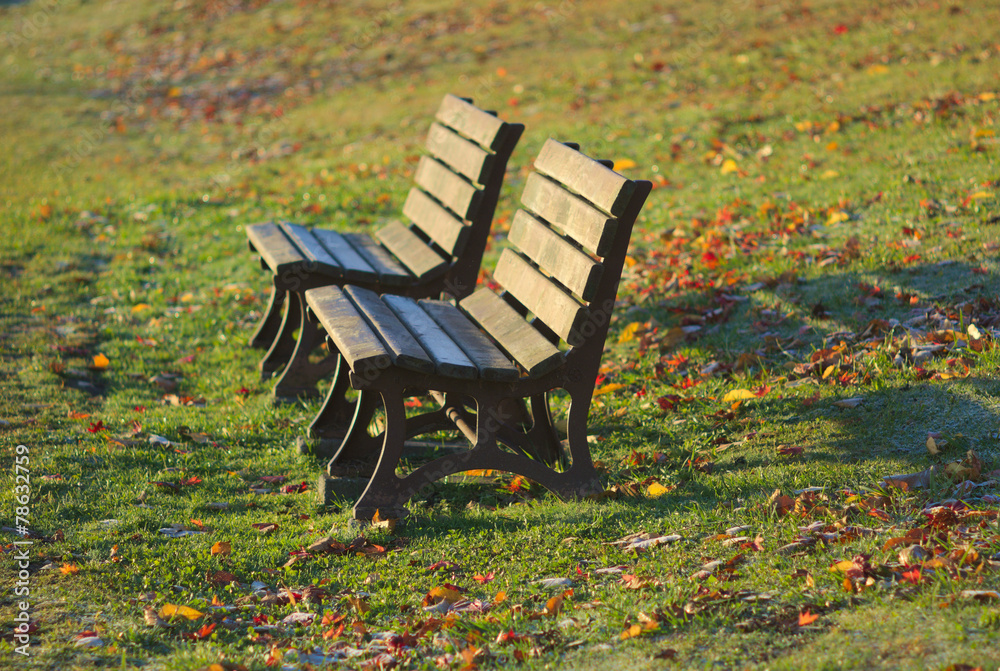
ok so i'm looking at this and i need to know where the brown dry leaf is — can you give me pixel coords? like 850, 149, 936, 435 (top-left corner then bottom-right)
143, 607, 171, 628
347, 595, 371, 614
251, 522, 279, 535
210, 541, 232, 557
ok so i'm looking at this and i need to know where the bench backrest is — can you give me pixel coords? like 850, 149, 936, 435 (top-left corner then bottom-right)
374, 95, 524, 292
460, 140, 652, 378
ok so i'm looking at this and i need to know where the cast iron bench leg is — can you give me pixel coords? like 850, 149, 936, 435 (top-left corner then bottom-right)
249, 286, 286, 350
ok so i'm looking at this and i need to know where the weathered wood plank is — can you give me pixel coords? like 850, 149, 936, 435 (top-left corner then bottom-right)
343, 286, 434, 374
435, 94, 507, 151
419, 299, 520, 382
279, 223, 343, 276
246, 222, 303, 273
305, 286, 390, 380
492, 249, 590, 345
520, 172, 618, 257
533, 139, 636, 217
382, 295, 478, 379
342, 233, 412, 287
426, 122, 496, 186
459, 289, 564, 377
375, 220, 449, 281
401, 188, 470, 256
414, 156, 482, 220
310, 229, 379, 283
507, 210, 603, 300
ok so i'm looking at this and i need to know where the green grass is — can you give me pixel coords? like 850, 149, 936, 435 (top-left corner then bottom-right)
2, 0, 1000, 669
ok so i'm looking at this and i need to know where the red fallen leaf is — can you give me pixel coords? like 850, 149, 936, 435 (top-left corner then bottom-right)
833, 23, 848, 34
133, 405, 146, 413
901, 566, 923, 584
87, 421, 107, 433
472, 571, 495, 584
426, 560, 461, 572
280, 481, 309, 494
657, 394, 682, 411
180, 476, 202, 487
236, 386, 252, 396
753, 384, 771, 397
176, 354, 197, 365
798, 610, 819, 626
496, 629, 531, 645
777, 445, 803, 456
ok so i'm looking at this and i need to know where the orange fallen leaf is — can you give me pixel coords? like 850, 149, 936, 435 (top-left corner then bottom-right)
210, 541, 232, 556
798, 610, 819, 626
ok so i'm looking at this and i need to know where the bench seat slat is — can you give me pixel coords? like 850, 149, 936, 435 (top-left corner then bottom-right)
342, 233, 412, 287
375, 220, 449, 281
305, 286, 390, 380
246, 223, 304, 273
460, 289, 563, 378
492, 249, 590, 346
426, 122, 496, 185
521, 172, 617, 257
310, 229, 379, 283
414, 156, 482, 221
435, 94, 507, 151
343, 286, 434, 375
507, 210, 603, 301
419, 299, 520, 382
382, 295, 478, 379
279, 223, 344, 276
533, 139, 636, 217
401, 188, 470, 257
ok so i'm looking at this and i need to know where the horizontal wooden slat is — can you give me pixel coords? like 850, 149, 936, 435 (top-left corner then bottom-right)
305, 286, 390, 380
533, 139, 636, 217
435, 94, 507, 151
419, 299, 520, 382
493, 249, 590, 346
460, 289, 564, 378
246, 222, 303, 273
521, 172, 618, 257
414, 156, 482, 221
310, 229, 378, 283
375, 220, 449, 281
342, 233, 412, 287
280, 223, 343, 276
343, 286, 434, 374
401, 188, 470, 256
382, 295, 478, 379
426, 122, 496, 185
507, 210, 603, 301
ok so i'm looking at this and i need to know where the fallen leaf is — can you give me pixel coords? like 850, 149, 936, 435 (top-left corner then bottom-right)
211, 541, 232, 556
833, 397, 864, 408
159, 604, 204, 621
723, 389, 756, 402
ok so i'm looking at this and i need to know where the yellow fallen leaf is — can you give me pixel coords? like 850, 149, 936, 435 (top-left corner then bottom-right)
167, 86, 182, 98
618, 322, 643, 343
159, 604, 204, 621
210, 541, 232, 556
92, 353, 110, 370
827, 210, 849, 225
493, 590, 507, 605
593, 383, 627, 397
866, 64, 890, 75
821, 170, 840, 179
428, 586, 463, 604
967, 190, 992, 200
347, 596, 370, 614
131, 303, 152, 313
829, 560, 855, 574
722, 389, 756, 402
646, 482, 672, 498
720, 159, 739, 175
613, 158, 637, 171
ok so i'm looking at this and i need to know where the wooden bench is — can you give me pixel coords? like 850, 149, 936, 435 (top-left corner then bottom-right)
245, 95, 524, 401
304, 139, 652, 518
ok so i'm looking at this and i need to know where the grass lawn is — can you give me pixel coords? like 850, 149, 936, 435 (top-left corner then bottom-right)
2, 0, 1000, 669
